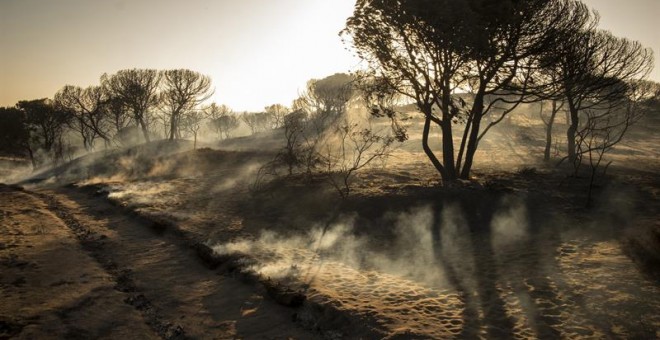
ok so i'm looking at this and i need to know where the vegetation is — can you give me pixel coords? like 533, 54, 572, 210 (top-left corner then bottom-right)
342, 0, 654, 185
0, 1, 656, 202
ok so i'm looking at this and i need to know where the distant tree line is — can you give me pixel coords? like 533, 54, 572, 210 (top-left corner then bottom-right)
0, 68, 307, 169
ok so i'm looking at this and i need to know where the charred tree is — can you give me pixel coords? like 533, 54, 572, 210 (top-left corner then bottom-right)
160, 69, 213, 140
203, 103, 239, 140
0, 107, 35, 168
54, 85, 113, 150
539, 100, 564, 162
344, 0, 591, 183
101, 69, 161, 143
547, 28, 653, 164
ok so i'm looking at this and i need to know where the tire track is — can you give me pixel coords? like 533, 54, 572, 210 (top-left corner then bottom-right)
26, 188, 186, 340
24, 186, 315, 339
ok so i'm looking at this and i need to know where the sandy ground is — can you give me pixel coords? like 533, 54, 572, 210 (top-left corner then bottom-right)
1, 117, 659, 339
0, 185, 156, 339
69, 148, 659, 339
0, 184, 314, 339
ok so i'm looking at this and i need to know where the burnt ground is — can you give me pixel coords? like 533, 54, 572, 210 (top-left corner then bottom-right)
1, 118, 659, 339
0, 184, 315, 339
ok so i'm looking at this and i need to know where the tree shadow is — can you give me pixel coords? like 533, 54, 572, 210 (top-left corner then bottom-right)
430, 196, 518, 339
428, 192, 577, 339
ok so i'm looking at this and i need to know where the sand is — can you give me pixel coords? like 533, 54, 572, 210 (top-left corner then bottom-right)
1, 118, 659, 339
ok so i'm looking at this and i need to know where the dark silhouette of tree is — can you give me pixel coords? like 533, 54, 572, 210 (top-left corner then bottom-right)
181, 110, 204, 149
344, 0, 591, 183
13, 99, 69, 166
626, 80, 660, 123
105, 96, 132, 139
160, 69, 213, 140
0, 107, 34, 168
539, 100, 565, 162
101, 69, 161, 142
279, 109, 308, 175
54, 85, 112, 150
546, 28, 653, 164
16, 99, 69, 154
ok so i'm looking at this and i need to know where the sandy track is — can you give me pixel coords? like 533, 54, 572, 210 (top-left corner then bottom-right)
1, 185, 313, 339
0, 185, 157, 339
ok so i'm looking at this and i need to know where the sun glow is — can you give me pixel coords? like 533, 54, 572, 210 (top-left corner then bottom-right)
0, 0, 359, 111
0, 0, 656, 111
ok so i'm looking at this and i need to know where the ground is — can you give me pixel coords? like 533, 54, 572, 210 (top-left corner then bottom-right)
1, 115, 659, 339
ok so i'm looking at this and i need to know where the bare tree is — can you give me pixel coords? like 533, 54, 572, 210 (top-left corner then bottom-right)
279, 109, 308, 175
203, 103, 239, 140
160, 69, 213, 140
626, 80, 660, 123
101, 69, 161, 142
15, 99, 70, 165
181, 110, 205, 149
203, 103, 232, 122
320, 119, 396, 198
548, 28, 653, 164
104, 96, 132, 138
294, 73, 355, 134
539, 100, 565, 162
241, 111, 271, 134
286, 74, 359, 174
214, 116, 240, 140
54, 85, 112, 150
0, 107, 35, 168
254, 72, 399, 197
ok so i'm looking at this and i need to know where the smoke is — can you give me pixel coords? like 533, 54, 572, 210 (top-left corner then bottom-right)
490, 195, 530, 252
0, 157, 32, 184
211, 199, 535, 292
211, 161, 262, 192
105, 181, 177, 207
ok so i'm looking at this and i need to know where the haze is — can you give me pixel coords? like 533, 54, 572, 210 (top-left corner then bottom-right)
0, 0, 657, 111
1, 1, 660, 338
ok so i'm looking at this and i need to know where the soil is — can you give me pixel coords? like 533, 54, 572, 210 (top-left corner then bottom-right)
1, 118, 659, 339
0, 184, 314, 339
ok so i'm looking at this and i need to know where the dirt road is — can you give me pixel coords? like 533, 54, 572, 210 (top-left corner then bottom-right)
0, 184, 313, 339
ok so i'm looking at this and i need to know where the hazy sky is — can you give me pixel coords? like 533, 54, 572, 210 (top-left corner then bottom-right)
1, 0, 658, 111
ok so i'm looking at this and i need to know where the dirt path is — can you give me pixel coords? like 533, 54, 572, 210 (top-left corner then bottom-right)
0, 185, 314, 339
0, 185, 157, 339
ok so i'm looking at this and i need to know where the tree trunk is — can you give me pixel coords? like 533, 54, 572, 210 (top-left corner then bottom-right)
544, 100, 558, 162
421, 115, 448, 184
441, 120, 456, 180
566, 99, 579, 164
440, 87, 456, 180
27, 145, 36, 170
455, 114, 473, 172
460, 93, 484, 179
169, 113, 177, 140
138, 116, 150, 143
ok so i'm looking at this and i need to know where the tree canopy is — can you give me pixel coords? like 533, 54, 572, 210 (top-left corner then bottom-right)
343, 0, 604, 183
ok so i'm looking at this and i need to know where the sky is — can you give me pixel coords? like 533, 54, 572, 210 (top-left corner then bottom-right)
1, 0, 658, 111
